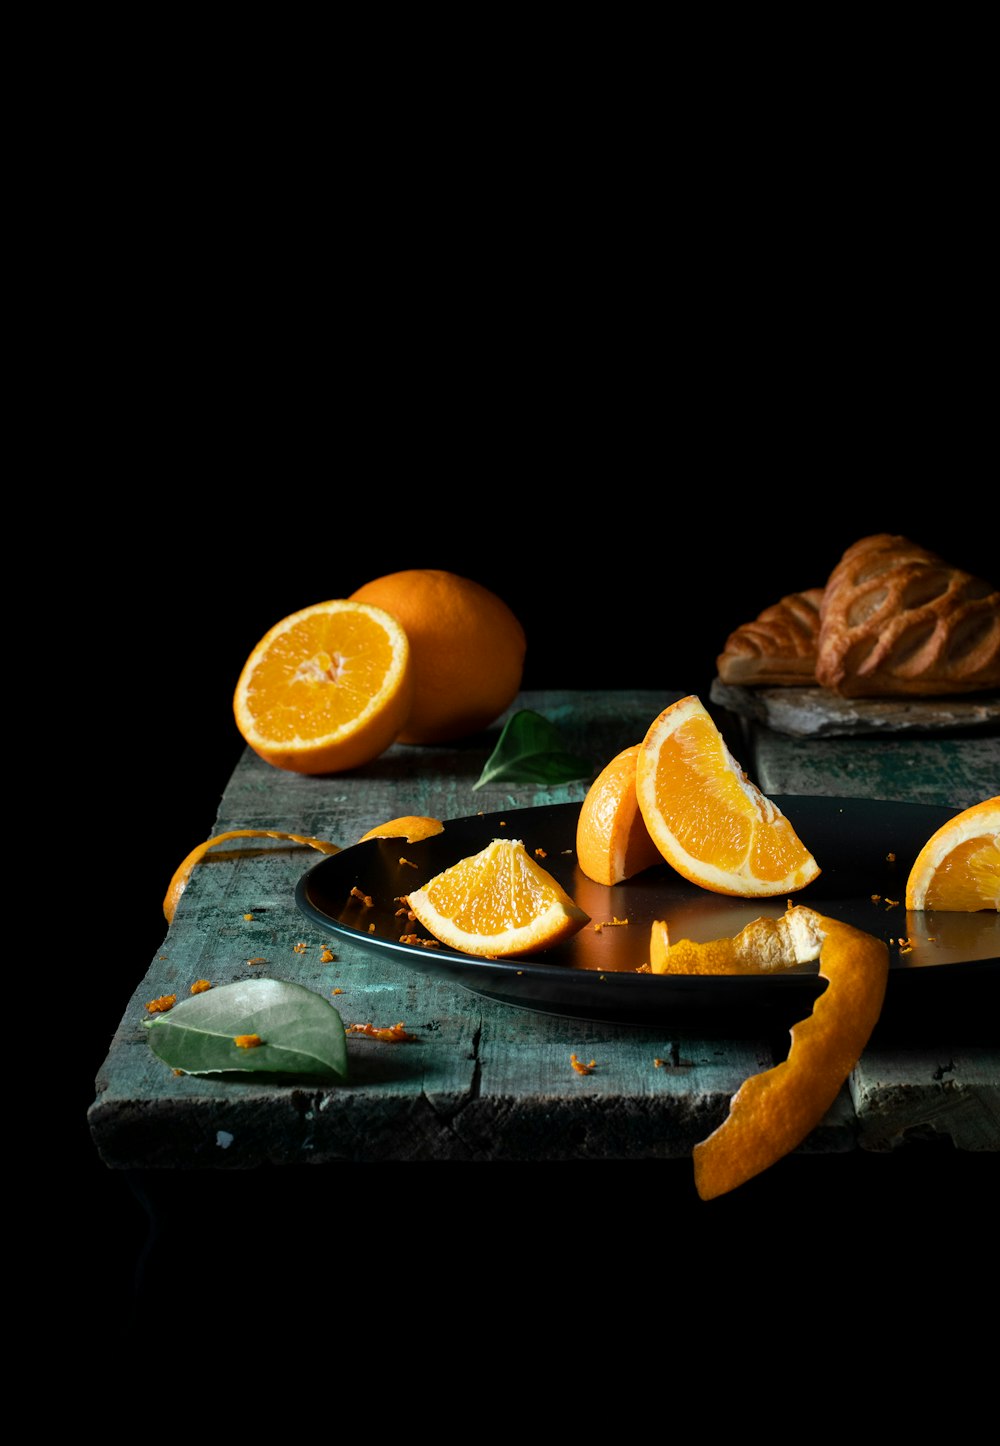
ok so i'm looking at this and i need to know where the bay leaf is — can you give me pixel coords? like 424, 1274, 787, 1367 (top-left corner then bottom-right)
144, 978, 348, 1081
474, 709, 593, 789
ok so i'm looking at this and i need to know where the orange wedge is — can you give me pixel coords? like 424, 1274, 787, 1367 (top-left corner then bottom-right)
357, 815, 445, 843
904, 796, 1000, 911
576, 744, 662, 885
233, 600, 413, 774
406, 838, 590, 958
635, 695, 820, 897
650, 905, 889, 1200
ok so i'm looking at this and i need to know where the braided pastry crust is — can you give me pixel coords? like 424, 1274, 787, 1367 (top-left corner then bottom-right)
815, 534, 1000, 697
717, 589, 824, 686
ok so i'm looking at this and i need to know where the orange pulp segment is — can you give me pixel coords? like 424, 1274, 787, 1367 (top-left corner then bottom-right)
636, 695, 820, 897
904, 796, 1000, 911
233, 600, 413, 774
406, 838, 589, 958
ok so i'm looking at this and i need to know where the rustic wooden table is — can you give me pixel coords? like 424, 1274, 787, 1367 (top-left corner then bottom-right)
89, 690, 999, 1180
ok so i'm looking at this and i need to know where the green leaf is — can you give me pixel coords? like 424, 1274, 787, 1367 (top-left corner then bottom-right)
474, 709, 593, 790
144, 978, 348, 1081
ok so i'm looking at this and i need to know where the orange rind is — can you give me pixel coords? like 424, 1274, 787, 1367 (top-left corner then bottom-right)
349, 569, 526, 744
656, 904, 889, 1200
575, 744, 662, 886
233, 599, 413, 774
357, 815, 445, 844
636, 695, 820, 897
904, 796, 1000, 912
164, 829, 340, 923
406, 837, 589, 958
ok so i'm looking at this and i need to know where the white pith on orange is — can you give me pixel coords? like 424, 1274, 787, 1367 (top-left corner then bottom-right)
405, 837, 589, 958
904, 796, 1000, 911
233, 599, 413, 775
635, 695, 820, 898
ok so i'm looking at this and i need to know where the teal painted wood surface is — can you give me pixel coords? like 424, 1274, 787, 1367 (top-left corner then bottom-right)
88, 690, 998, 1171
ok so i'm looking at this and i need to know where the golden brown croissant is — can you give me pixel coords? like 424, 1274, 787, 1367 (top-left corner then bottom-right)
716, 589, 824, 686
815, 534, 1000, 697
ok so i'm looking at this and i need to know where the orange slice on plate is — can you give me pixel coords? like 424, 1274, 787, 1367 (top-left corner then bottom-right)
576, 744, 662, 885
649, 904, 889, 1200
406, 837, 589, 958
635, 694, 820, 897
904, 796, 1000, 911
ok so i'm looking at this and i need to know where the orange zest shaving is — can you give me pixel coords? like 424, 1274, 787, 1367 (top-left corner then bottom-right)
190, 980, 212, 994
346, 1022, 418, 1042
661, 905, 890, 1200
234, 1034, 264, 1049
163, 829, 341, 923
145, 994, 176, 1014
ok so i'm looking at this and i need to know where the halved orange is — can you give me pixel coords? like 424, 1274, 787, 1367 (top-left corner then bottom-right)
576, 744, 662, 886
406, 838, 590, 957
233, 600, 413, 774
648, 904, 889, 1200
349, 569, 526, 744
635, 695, 820, 897
904, 796, 1000, 911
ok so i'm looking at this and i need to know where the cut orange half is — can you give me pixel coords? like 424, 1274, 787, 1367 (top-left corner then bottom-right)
233, 600, 413, 775
576, 744, 662, 886
635, 695, 820, 897
904, 796, 1000, 911
406, 838, 590, 958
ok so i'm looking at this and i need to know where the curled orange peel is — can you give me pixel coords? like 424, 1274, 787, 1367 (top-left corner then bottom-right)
356, 815, 445, 844
649, 905, 889, 1200
163, 830, 341, 923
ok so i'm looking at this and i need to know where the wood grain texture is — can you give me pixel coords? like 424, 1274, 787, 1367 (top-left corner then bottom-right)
88, 690, 998, 1171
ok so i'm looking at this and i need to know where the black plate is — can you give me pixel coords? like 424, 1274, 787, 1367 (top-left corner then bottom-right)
295, 797, 998, 1035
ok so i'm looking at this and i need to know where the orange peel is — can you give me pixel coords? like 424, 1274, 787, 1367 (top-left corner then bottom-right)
164, 830, 341, 923
649, 905, 889, 1200
357, 815, 445, 844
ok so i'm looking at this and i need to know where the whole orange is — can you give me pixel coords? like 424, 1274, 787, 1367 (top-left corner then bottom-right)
349, 569, 526, 744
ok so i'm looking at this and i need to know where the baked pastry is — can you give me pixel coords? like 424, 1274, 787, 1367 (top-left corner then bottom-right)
716, 589, 824, 686
815, 534, 1000, 697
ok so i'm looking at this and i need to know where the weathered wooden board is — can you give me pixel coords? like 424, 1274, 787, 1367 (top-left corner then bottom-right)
852, 1047, 1000, 1152
748, 724, 999, 809
88, 690, 998, 1173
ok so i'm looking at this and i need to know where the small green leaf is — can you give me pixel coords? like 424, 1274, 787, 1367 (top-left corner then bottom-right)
474, 709, 593, 789
144, 978, 348, 1081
